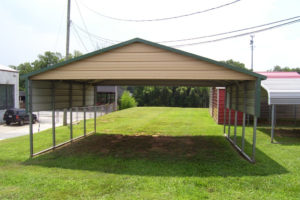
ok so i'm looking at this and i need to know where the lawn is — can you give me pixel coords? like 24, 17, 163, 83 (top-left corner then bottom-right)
0, 107, 300, 199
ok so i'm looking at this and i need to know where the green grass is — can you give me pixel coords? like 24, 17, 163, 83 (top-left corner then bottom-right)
0, 107, 300, 199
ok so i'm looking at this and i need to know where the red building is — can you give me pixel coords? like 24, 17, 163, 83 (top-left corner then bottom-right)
209, 87, 244, 125
209, 72, 300, 125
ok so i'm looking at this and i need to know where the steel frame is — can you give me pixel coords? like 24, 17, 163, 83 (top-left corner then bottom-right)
223, 80, 260, 163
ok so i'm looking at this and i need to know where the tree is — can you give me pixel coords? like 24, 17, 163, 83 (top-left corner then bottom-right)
12, 62, 34, 91
10, 50, 82, 90
132, 86, 209, 108
269, 65, 300, 72
31, 51, 63, 70
221, 59, 245, 69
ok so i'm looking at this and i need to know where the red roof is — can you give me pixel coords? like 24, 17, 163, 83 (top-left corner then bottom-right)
257, 72, 300, 78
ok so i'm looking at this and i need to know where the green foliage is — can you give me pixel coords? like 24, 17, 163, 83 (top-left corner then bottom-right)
10, 50, 82, 91
269, 65, 300, 72
10, 62, 33, 91
119, 90, 137, 110
221, 59, 246, 69
133, 86, 209, 107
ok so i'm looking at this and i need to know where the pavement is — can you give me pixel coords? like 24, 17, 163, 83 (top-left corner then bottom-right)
0, 110, 103, 140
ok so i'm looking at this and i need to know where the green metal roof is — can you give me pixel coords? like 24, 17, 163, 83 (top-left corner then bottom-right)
21, 38, 267, 80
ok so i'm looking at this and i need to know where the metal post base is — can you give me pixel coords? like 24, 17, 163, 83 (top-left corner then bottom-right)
225, 134, 255, 163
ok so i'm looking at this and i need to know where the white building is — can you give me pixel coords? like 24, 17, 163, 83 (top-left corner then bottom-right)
0, 64, 19, 123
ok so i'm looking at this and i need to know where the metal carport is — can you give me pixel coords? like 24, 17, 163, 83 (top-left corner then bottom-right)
22, 38, 266, 162
260, 72, 300, 143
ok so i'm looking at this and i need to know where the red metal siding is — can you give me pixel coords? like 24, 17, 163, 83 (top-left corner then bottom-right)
217, 89, 243, 125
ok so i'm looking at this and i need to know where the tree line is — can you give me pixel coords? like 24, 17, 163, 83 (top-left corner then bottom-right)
131, 86, 209, 108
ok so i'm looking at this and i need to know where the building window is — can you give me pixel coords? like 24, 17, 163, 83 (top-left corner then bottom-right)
0, 85, 14, 110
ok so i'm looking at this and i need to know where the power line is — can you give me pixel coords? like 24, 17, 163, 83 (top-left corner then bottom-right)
53, 3, 66, 52
79, 0, 242, 22
72, 16, 300, 48
71, 22, 89, 52
171, 18, 300, 47
72, 22, 120, 43
74, 0, 96, 49
74, 27, 116, 50
159, 16, 300, 43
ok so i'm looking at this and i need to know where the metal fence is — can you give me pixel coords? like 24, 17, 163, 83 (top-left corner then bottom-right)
31, 103, 115, 157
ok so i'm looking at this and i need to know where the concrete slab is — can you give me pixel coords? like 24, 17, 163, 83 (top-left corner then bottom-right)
0, 110, 104, 140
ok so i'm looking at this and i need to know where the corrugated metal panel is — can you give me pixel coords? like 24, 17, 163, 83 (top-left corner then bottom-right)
228, 81, 257, 116
30, 42, 257, 81
31, 81, 94, 111
261, 78, 300, 105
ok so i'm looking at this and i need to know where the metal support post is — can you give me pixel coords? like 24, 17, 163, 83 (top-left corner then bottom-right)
252, 79, 260, 162
70, 108, 73, 140
84, 107, 86, 136
94, 86, 97, 133
114, 85, 118, 111
69, 82, 73, 141
234, 84, 239, 144
242, 113, 246, 151
76, 107, 78, 122
252, 116, 257, 161
51, 81, 56, 148
271, 104, 275, 143
294, 105, 297, 126
28, 80, 33, 157
228, 109, 231, 137
82, 83, 86, 136
228, 87, 232, 137
242, 82, 247, 151
234, 111, 237, 144
223, 88, 227, 134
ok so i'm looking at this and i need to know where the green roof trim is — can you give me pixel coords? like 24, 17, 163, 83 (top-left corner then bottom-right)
21, 38, 267, 80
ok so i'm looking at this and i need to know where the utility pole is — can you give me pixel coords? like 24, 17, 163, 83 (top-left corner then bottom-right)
66, 0, 71, 60
246, 35, 255, 126
250, 35, 254, 71
66, 0, 71, 59
64, 0, 71, 126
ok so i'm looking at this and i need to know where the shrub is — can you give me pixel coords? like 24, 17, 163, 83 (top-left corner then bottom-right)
119, 91, 137, 110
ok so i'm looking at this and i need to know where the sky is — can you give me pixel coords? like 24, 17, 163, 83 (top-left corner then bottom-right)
0, 0, 299, 71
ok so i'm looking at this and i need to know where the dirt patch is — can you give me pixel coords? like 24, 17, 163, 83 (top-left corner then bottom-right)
55, 134, 215, 159
276, 129, 300, 137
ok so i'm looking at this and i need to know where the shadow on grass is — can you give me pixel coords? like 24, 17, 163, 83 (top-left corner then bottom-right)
24, 133, 287, 177
258, 127, 300, 145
